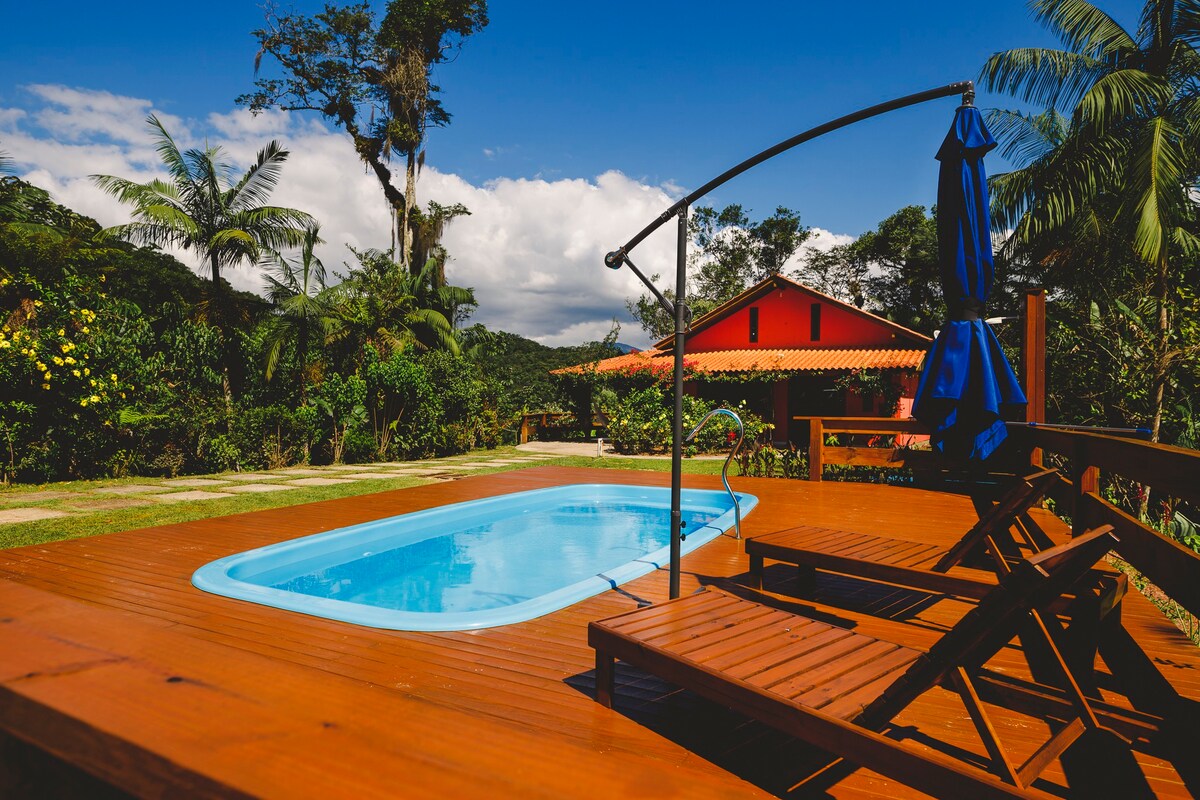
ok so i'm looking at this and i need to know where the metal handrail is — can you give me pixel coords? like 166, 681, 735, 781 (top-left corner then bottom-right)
684, 408, 744, 540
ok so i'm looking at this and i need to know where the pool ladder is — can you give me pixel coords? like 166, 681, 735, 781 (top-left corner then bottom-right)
683, 408, 743, 540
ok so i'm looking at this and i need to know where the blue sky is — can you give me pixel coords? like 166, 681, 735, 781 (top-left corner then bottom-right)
0, 1, 1147, 346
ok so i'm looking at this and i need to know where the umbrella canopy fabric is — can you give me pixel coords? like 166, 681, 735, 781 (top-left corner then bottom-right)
913, 105, 1025, 460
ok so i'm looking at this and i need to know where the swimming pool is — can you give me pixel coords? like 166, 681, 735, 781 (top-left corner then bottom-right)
192, 483, 756, 631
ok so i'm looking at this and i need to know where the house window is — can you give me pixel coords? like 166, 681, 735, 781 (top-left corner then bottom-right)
749, 307, 759, 343
810, 303, 821, 341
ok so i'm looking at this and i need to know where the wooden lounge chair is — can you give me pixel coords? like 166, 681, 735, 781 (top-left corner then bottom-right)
591, 527, 1125, 799
746, 468, 1063, 599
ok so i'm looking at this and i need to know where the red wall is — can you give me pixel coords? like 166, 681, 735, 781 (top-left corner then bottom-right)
686, 288, 912, 351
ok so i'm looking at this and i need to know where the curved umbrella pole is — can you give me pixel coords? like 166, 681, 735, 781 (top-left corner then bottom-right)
605, 81, 975, 599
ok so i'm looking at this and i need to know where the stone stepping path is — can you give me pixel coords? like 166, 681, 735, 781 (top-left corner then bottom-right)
0, 454, 549, 526
0, 507, 72, 525
223, 483, 296, 494
0, 491, 76, 504
64, 497, 155, 512
153, 490, 235, 503
164, 478, 232, 488
94, 485, 174, 495
284, 477, 359, 487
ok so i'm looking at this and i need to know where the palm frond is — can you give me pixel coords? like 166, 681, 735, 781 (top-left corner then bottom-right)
230, 140, 291, 211
1125, 115, 1190, 264
1031, 0, 1137, 57
1076, 69, 1171, 133
979, 47, 1105, 109
984, 108, 1067, 166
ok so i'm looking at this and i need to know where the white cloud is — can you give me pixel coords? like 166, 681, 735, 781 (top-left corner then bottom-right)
3, 85, 838, 350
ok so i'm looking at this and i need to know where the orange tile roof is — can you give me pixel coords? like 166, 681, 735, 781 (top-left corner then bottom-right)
553, 347, 926, 375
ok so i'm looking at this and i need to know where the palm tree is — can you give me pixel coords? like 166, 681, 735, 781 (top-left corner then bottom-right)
260, 224, 337, 392
329, 249, 468, 364
980, 0, 1200, 444
92, 115, 312, 397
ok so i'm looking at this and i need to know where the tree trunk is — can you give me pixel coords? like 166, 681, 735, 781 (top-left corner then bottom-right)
209, 252, 235, 430
1140, 255, 1170, 521
403, 149, 417, 273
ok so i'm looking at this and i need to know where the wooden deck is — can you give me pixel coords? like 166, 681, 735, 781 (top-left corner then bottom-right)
0, 466, 1197, 799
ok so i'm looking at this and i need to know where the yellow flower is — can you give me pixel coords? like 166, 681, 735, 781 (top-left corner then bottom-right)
61, 343, 70, 353
33, 300, 42, 307
36, 362, 47, 371
72, 369, 81, 377
120, 392, 126, 399
51, 356, 63, 366
89, 378, 96, 386
69, 309, 77, 315
99, 275, 106, 282
43, 371, 51, 381
82, 326, 90, 333
110, 373, 117, 382
83, 367, 90, 376
80, 399, 88, 407
41, 383, 50, 390
0, 340, 9, 349
57, 328, 65, 336
89, 394, 100, 403
65, 356, 76, 365
20, 348, 28, 355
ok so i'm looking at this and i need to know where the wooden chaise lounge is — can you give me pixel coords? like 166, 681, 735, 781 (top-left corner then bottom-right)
746, 468, 1063, 599
591, 527, 1132, 799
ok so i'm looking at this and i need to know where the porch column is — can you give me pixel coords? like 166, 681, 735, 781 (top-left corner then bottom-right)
772, 379, 789, 444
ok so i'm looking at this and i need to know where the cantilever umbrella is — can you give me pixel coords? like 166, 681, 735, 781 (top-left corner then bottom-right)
913, 102, 1025, 460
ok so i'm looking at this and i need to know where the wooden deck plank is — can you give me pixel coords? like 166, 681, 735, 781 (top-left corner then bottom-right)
0, 466, 1197, 799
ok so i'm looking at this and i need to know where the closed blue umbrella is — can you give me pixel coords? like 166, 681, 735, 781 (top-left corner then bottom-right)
913, 104, 1026, 460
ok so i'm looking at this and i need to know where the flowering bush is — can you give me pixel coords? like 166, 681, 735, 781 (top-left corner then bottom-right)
0, 271, 149, 481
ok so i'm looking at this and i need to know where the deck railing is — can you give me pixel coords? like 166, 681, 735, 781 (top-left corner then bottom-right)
793, 414, 1200, 621
1008, 424, 1200, 621
794, 415, 947, 481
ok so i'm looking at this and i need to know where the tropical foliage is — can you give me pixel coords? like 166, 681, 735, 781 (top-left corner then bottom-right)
980, 0, 1200, 445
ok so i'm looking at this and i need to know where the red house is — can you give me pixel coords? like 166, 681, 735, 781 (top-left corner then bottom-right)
557, 275, 931, 445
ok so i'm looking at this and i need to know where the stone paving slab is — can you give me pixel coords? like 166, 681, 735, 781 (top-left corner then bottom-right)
273, 468, 328, 476
381, 468, 446, 477
163, 478, 232, 488
93, 485, 174, 496
324, 465, 370, 472
0, 507, 72, 525
64, 497, 155, 512
222, 483, 297, 494
283, 477, 359, 487
338, 472, 398, 480
153, 490, 236, 503
0, 491, 76, 504
224, 473, 282, 482
455, 462, 504, 468
481, 459, 527, 465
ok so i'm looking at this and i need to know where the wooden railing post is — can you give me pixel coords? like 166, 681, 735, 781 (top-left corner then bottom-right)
808, 418, 824, 481
1023, 288, 1046, 467
1070, 438, 1099, 537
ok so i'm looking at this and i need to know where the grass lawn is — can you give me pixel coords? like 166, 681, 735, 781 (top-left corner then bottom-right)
0, 449, 729, 550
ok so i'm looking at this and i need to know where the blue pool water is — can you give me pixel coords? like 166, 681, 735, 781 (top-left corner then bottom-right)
192, 484, 756, 631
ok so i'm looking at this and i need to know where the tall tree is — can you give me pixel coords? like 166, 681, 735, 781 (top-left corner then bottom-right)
241, 1, 488, 269
980, 0, 1200, 443
92, 115, 311, 398
260, 224, 337, 392
328, 247, 473, 366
